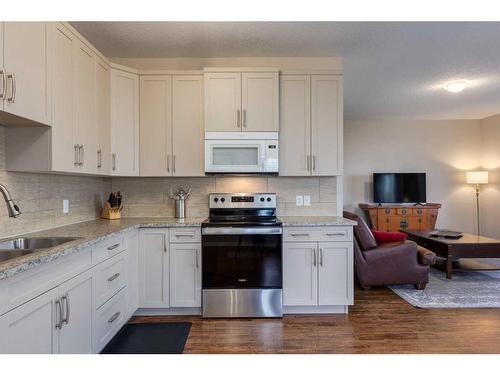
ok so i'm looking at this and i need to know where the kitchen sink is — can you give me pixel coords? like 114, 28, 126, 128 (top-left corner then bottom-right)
0, 237, 81, 263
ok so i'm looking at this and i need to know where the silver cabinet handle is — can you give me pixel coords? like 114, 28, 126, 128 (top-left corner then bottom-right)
0, 68, 6, 100
7, 72, 16, 103
175, 234, 195, 238
112, 153, 116, 171
237, 109, 241, 128
291, 233, 309, 237
172, 155, 176, 173
243, 109, 247, 128
108, 312, 120, 323
97, 149, 102, 169
326, 232, 344, 236
312, 249, 317, 267
107, 272, 120, 282
163, 236, 167, 253
74, 145, 79, 166
107, 243, 120, 251
79, 145, 84, 166
312, 155, 316, 171
195, 249, 199, 269
319, 248, 323, 267
167, 154, 170, 173
61, 294, 70, 325
55, 299, 63, 329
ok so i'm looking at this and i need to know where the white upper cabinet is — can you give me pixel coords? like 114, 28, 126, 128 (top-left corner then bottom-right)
95, 56, 111, 174
311, 75, 342, 176
241, 72, 279, 131
139, 75, 172, 176
51, 22, 78, 173
0, 22, 51, 126
111, 66, 139, 176
279, 75, 311, 176
204, 69, 279, 132
75, 41, 97, 174
280, 74, 343, 176
171, 75, 204, 176
204, 72, 241, 132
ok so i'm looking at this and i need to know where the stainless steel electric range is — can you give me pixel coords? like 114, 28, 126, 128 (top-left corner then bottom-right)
201, 193, 283, 318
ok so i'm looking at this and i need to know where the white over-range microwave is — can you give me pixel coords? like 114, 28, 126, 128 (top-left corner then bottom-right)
204, 132, 279, 174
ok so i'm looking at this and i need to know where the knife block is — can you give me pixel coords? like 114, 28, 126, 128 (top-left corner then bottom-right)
101, 202, 122, 220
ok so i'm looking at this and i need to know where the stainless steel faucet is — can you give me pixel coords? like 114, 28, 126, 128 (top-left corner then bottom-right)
0, 184, 21, 218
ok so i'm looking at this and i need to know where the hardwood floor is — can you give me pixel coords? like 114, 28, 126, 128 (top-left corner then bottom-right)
131, 287, 500, 354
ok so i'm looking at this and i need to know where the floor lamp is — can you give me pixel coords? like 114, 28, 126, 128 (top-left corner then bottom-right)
466, 171, 489, 235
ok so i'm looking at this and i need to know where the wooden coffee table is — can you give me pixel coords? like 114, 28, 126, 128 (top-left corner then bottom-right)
401, 229, 500, 279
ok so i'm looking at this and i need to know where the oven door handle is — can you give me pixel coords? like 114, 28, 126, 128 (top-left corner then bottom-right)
202, 227, 282, 235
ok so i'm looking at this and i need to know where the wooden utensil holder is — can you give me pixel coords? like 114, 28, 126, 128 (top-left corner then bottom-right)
101, 202, 122, 220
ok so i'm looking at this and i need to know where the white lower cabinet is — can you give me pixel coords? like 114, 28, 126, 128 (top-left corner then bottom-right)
283, 228, 353, 310
170, 243, 202, 307
139, 229, 170, 308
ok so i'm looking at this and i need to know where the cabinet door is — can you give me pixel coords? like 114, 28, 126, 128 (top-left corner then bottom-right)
170, 243, 201, 307
76, 41, 97, 174
51, 22, 77, 173
58, 270, 93, 354
283, 242, 318, 306
311, 75, 342, 176
95, 56, 111, 175
241, 72, 279, 132
172, 75, 204, 176
139, 75, 172, 176
139, 229, 169, 308
204, 72, 241, 131
3, 22, 51, 125
111, 68, 139, 176
0, 288, 59, 354
279, 75, 311, 176
126, 230, 140, 318
318, 242, 353, 306
0, 23, 3, 110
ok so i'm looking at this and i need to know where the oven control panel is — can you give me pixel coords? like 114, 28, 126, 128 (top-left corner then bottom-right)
209, 193, 276, 209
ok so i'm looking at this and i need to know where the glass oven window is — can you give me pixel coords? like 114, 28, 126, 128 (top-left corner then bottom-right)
202, 234, 282, 289
212, 147, 259, 166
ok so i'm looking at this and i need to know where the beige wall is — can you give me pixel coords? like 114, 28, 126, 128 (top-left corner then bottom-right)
344, 119, 483, 234
0, 126, 111, 239
479, 114, 500, 238
112, 176, 338, 218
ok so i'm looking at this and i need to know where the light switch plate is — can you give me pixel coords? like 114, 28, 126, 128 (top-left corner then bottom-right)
296, 195, 304, 206
63, 199, 69, 214
303, 195, 311, 206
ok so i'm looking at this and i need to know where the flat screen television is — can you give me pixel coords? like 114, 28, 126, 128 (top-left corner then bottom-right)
373, 173, 426, 204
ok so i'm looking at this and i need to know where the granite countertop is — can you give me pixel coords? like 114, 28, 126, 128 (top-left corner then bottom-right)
279, 216, 357, 227
0, 217, 205, 281
0, 215, 355, 281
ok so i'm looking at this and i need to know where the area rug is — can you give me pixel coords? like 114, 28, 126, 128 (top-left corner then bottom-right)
388, 263, 500, 308
101, 322, 191, 354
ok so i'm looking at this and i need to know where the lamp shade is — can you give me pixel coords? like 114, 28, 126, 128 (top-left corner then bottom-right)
466, 171, 489, 184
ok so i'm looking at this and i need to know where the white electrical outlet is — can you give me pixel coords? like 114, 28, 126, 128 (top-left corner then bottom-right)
296, 195, 304, 206
63, 199, 69, 214
303, 195, 311, 206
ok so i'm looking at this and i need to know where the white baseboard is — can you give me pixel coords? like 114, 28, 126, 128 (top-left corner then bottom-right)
284, 305, 348, 314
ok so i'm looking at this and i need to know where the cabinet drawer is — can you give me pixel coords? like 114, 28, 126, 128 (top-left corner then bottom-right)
284, 227, 352, 242
380, 208, 394, 215
93, 287, 128, 353
92, 235, 125, 265
93, 252, 127, 310
170, 227, 201, 243
396, 208, 412, 216
412, 208, 425, 215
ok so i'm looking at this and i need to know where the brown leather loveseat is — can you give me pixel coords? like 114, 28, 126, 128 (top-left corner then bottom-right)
344, 211, 436, 290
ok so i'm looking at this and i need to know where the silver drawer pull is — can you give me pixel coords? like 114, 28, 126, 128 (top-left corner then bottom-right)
291, 233, 309, 237
107, 243, 120, 251
175, 234, 195, 238
326, 233, 344, 236
107, 273, 120, 282
108, 312, 121, 323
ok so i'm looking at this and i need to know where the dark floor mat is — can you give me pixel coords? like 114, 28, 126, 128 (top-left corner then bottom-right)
101, 322, 191, 354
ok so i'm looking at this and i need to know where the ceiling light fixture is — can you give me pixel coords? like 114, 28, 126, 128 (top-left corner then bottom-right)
444, 80, 469, 93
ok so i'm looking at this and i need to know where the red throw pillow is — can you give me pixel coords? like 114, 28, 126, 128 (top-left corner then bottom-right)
370, 230, 408, 245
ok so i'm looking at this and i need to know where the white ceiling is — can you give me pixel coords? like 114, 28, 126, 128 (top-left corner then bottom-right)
71, 22, 500, 121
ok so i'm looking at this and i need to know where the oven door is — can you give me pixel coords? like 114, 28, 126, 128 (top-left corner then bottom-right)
202, 227, 282, 289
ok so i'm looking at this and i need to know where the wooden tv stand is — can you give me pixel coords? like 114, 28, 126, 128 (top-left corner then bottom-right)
359, 203, 441, 232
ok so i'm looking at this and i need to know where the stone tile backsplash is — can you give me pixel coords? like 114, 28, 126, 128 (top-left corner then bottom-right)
1, 125, 338, 238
